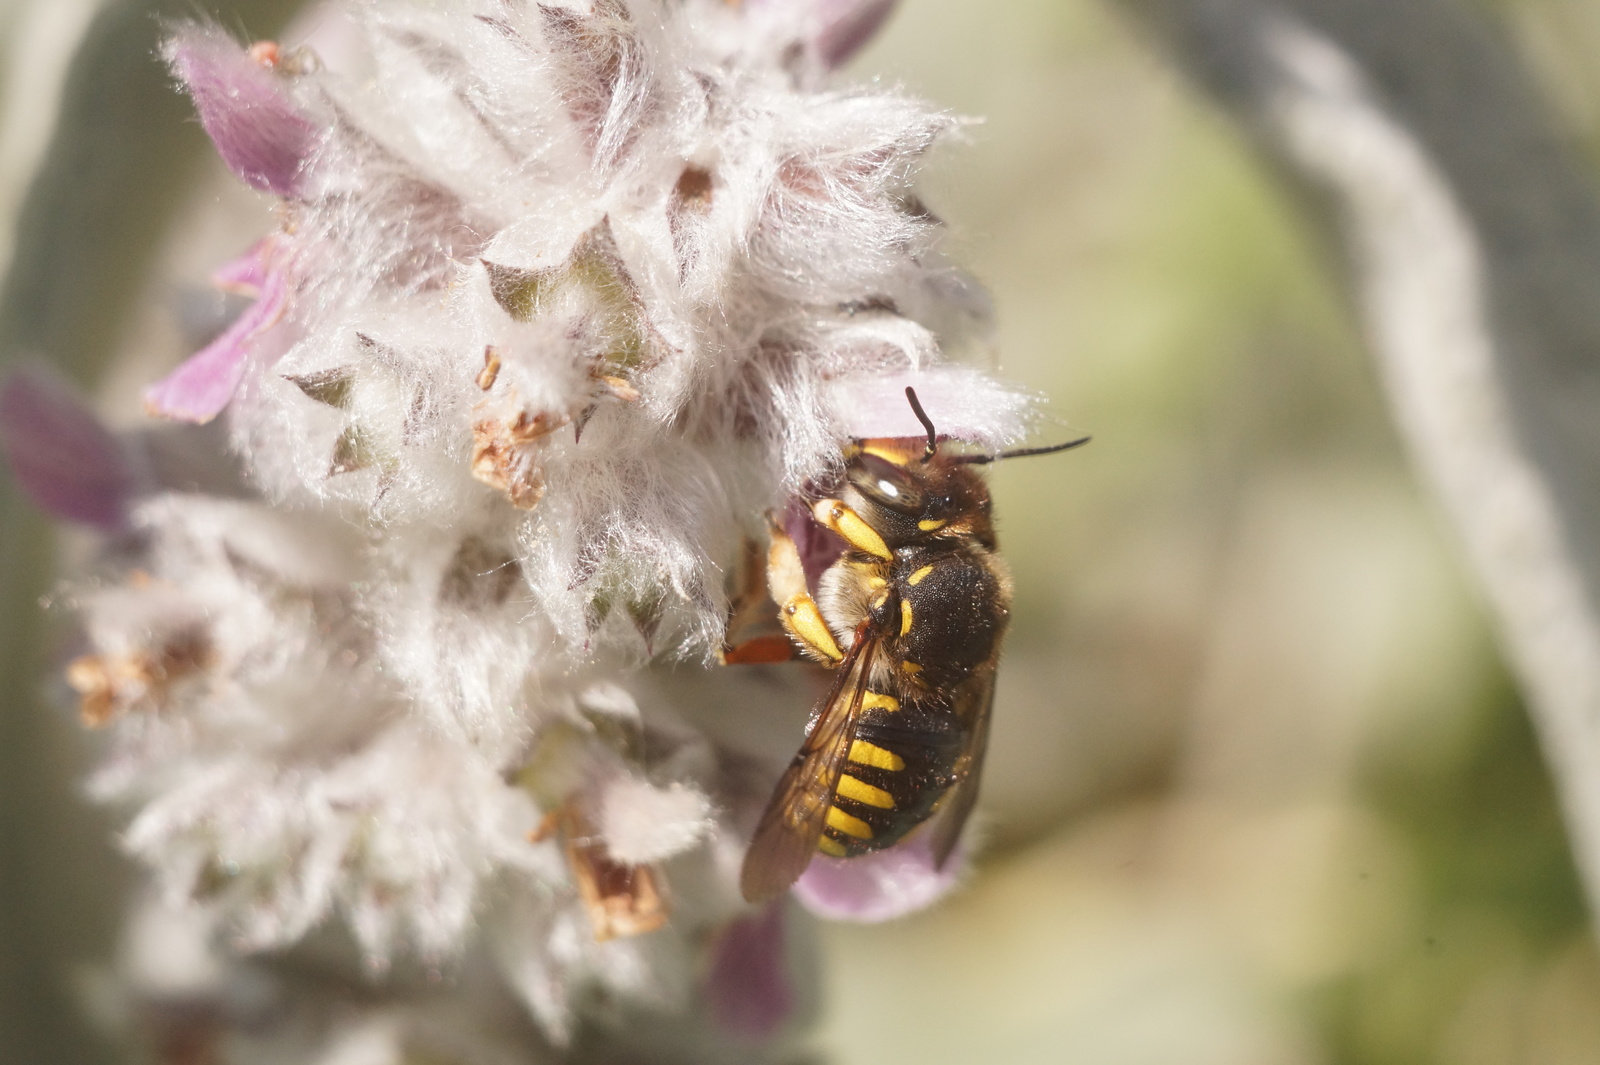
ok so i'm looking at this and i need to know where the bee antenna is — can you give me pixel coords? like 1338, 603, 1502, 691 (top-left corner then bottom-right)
904, 386, 938, 462
954, 435, 1092, 465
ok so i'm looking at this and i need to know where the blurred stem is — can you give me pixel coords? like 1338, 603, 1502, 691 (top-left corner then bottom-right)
1110, 0, 1600, 928
0, 1, 303, 1061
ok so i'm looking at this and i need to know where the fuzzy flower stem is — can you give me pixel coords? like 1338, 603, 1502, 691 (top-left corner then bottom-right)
1116, 0, 1600, 931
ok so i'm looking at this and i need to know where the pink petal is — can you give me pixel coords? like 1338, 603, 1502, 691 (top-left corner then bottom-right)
209, 240, 271, 296
814, 0, 898, 68
793, 832, 964, 922
143, 255, 289, 424
165, 26, 320, 197
0, 369, 130, 530
705, 903, 795, 1040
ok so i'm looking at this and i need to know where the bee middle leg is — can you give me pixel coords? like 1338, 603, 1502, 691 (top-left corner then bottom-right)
766, 511, 845, 662
721, 512, 843, 665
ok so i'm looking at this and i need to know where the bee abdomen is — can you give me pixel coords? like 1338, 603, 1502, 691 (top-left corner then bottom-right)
818, 697, 964, 858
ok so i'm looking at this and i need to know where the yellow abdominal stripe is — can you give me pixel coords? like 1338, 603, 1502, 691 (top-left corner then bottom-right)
861, 691, 900, 713
849, 739, 905, 771
826, 806, 873, 839
836, 774, 895, 809
817, 836, 848, 857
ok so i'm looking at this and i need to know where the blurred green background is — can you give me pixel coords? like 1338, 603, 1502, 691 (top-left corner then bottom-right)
823, 1, 1600, 1063
4, 0, 1600, 1063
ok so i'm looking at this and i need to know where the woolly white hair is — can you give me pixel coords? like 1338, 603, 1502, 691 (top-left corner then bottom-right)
63, 0, 1042, 1052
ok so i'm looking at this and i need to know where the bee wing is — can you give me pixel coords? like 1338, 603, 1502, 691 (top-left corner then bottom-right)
739, 628, 879, 904
928, 669, 995, 868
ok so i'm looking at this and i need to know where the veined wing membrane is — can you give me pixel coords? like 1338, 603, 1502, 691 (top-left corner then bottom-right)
928, 669, 994, 868
739, 625, 879, 903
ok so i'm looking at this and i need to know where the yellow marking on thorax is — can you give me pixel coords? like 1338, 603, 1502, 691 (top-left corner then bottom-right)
907, 565, 934, 586
849, 739, 905, 771
900, 660, 922, 677
826, 806, 873, 839
783, 600, 843, 660
817, 836, 848, 857
918, 518, 946, 532
858, 442, 917, 466
861, 691, 900, 713
814, 500, 892, 560
837, 774, 895, 809
899, 600, 914, 636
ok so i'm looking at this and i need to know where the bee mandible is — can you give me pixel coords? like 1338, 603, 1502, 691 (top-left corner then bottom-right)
734, 387, 1087, 903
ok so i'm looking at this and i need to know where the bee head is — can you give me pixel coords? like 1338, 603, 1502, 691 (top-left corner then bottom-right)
835, 387, 1086, 550
840, 439, 994, 549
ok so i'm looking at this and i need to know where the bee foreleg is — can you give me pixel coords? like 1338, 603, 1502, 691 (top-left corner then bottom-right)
811, 499, 891, 560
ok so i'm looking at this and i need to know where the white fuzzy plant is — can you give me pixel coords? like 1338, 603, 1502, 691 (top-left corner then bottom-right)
2, 0, 1043, 1058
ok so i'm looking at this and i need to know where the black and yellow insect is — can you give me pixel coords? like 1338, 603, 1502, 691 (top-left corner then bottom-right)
737, 388, 1087, 904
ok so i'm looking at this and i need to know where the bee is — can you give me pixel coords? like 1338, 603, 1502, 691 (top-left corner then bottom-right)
736, 388, 1087, 903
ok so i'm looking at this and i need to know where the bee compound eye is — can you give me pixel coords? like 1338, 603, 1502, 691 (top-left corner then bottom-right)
848, 453, 925, 515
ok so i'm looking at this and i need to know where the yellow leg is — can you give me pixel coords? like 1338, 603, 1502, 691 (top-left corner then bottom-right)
767, 513, 843, 662
811, 499, 891, 560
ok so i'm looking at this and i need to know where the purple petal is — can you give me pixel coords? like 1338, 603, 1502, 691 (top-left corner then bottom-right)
144, 252, 289, 424
0, 369, 130, 530
793, 832, 964, 921
814, 0, 898, 68
705, 903, 795, 1040
784, 498, 843, 591
165, 26, 319, 197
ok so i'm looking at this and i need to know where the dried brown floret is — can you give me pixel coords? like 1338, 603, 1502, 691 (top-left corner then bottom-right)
66, 628, 212, 728
562, 806, 668, 942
